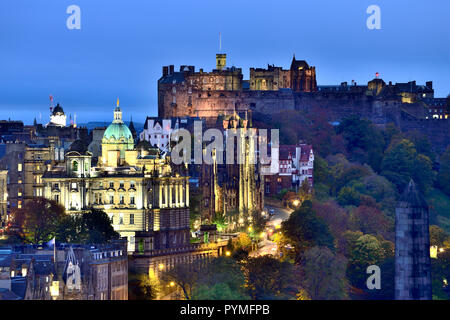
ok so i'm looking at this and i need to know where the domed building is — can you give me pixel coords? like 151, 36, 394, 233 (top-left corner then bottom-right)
101, 100, 135, 167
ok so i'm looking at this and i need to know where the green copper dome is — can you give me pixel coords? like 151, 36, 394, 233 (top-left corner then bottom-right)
103, 104, 133, 142
103, 122, 133, 142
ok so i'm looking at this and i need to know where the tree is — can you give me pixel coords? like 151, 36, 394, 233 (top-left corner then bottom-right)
300, 246, 348, 300
128, 272, 159, 300
57, 209, 119, 244
244, 256, 298, 300
335, 115, 385, 171
281, 200, 334, 261
228, 232, 252, 252
346, 234, 384, 288
192, 257, 249, 300
337, 186, 361, 207
297, 179, 312, 203
80, 209, 119, 243
13, 198, 66, 244
350, 206, 392, 240
437, 146, 450, 196
162, 260, 201, 300
312, 200, 349, 239
381, 139, 434, 193
429, 225, 449, 248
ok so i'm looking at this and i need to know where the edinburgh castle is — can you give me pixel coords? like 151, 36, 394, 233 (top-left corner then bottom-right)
158, 53, 449, 151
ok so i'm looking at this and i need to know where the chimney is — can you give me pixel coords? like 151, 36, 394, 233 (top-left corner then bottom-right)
426, 81, 433, 90
163, 66, 168, 77
169, 65, 174, 75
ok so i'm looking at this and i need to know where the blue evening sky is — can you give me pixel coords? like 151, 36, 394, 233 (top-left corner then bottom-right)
0, 0, 449, 124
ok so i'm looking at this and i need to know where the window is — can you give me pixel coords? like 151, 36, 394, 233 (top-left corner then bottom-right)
18, 201, 22, 209
54, 195, 59, 202
130, 195, 135, 205
130, 181, 135, 189
53, 183, 59, 189
109, 182, 114, 189
18, 163, 22, 172
120, 195, 125, 204
119, 213, 124, 225
119, 181, 124, 189
129, 214, 134, 225
72, 161, 78, 172
71, 182, 77, 189
109, 195, 114, 204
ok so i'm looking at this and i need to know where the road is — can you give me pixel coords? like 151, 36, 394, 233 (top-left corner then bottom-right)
251, 205, 292, 257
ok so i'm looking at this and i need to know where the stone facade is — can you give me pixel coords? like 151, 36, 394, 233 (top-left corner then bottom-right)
199, 112, 264, 230
158, 55, 448, 151
42, 106, 191, 253
394, 180, 432, 300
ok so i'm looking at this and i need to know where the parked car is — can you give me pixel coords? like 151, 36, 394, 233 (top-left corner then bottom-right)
269, 209, 275, 216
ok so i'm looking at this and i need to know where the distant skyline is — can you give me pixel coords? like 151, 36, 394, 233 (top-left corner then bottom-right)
0, 0, 449, 124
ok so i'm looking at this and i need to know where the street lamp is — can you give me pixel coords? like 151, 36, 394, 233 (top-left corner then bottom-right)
293, 199, 300, 207
248, 226, 253, 232
225, 251, 231, 257
158, 263, 164, 271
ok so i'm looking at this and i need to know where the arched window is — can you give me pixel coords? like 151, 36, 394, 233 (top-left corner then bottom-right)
72, 161, 78, 172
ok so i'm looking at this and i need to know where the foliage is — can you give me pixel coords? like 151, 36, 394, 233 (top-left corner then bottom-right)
192, 257, 249, 300
244, 256, 298, 300
228, 232, 252, 252
337, 186, 361, 207
426, 188, 450, 233
300, 246, 348, 300
128, 272, 159, 300
346, 234, 385, 288
381, 139, 434, 193
350, 206, 392, 240
437, 146, 450, 196
298, 179, 313, 203
161, 260, 201, 300
312, 200, 349, 239
12, 198, 66, 244
281, 200, 334, 261
431, 250, 450, 300
56, 209, 119, 244
335, 115, 385, 171
429, 225, 449, 248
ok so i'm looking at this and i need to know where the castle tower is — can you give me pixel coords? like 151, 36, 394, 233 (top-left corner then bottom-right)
216, 54, 226, 71
395, 180, 432, 300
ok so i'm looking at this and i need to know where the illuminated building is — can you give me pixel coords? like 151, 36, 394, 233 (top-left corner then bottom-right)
200, 112, 264, 229
47, 103, 67, 127
42, 102, 190, 252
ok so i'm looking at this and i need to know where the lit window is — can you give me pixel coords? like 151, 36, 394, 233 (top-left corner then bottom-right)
18, 163, 22, 172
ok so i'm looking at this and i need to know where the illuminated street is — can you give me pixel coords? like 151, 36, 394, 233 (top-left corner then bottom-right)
251, 205, 292, 257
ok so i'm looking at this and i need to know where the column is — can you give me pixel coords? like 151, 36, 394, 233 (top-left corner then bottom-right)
175, 182, 179, 207
164, 184, 168, 208
185, 180, 189, 207
168, 184, 172, 208
159, 184, 162, 208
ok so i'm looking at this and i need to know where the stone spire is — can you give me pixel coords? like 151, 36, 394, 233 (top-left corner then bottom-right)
395, 179, 432, 300
129, 116, 137, 143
